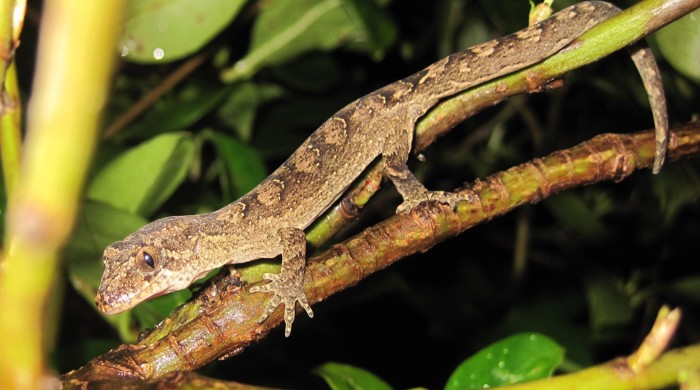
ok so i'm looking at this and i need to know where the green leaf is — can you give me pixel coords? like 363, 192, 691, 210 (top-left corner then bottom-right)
655, 9, 700, 83
87, 133, 195, 217
481, 0, 530, 35
255, 93, 356, 159
662, 276, 700, 303
119, 82, 231, 141
445, 333, 564, 390
271, 55, 343, 93
494, 294, 592, 367
51, 338, 122, 373
217, 82, 284, 142
315, 362, 393, 390
221, 0, 396, 82
543, 192, 609, 242
132, 289, 193, 329
120, 0, 247, 63
204, 130, 267, 198
438, 1, 490, 58
584, 274, 634, 330
651, 165, 700, 225
341, 0, 397, 57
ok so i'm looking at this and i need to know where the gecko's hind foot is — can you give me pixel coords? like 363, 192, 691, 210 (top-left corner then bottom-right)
250, 272, 314, 337
396, 190, 472, 214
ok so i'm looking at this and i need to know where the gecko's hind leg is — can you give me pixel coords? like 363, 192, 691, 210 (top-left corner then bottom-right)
249, 227, 313, 337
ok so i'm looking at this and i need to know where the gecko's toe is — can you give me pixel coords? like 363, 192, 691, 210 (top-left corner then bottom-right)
256, 294, 281, 323
284, 304, 296, 337
299, 296, 314, 318
262, 272, 280, 282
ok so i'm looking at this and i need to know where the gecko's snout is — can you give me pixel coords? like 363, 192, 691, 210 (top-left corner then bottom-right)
95, 276, 141, 315
95, 288, 123, 315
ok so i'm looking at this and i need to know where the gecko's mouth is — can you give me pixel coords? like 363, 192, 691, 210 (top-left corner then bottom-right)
96, 277, 181, 315
95, 290, 134, 315
96, 285, 161, 314
96, 289, 168, 315
95, 297, 127, 315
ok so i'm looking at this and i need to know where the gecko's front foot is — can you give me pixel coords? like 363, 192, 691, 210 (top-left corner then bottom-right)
396, 190, 472, 214
249, 270, 314, 337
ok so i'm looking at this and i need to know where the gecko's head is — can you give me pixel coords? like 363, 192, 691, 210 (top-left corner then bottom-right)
95, 216, 209, 315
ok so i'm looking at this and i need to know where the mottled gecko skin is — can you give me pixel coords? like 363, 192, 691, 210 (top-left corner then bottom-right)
96, 2, 668, 337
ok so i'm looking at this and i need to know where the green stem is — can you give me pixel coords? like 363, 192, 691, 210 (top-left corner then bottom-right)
0, 0, 13, 92
0, 60, 20, 196
0, 1, 124, 388
498, 344, 700, 390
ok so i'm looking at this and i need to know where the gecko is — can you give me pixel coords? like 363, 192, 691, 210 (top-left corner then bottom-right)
96, 1, 669, 337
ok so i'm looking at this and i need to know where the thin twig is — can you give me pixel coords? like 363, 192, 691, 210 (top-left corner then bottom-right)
102, 48, 213, 139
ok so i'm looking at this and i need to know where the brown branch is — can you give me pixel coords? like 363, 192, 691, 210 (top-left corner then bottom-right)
63, 121, 700, 384
64, 371, 277, 390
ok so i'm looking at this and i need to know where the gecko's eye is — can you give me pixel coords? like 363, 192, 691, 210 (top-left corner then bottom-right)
137, 246, 159, 270
143, 251, 155, 268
